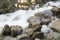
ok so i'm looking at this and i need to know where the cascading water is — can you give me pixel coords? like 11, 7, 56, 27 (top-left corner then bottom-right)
0, 1, 60, 34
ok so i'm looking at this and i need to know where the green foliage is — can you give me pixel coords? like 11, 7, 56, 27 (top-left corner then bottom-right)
0, 0, 17, 14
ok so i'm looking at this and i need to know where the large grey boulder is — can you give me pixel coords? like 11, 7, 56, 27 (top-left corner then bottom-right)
10, 25, 23, 37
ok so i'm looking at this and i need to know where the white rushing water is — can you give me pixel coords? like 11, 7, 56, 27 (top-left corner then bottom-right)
0, 1, 60, 33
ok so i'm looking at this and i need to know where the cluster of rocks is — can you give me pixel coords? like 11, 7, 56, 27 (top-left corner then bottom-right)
1, 25, 23, 37
0, 6, 60, 40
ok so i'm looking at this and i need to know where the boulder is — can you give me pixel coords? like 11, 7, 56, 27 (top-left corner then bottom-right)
31, 32, 44, 40
23, 28, 34, 36
50, 20, 60, 33
10, 25, 23, 37
2, 25, 11, 36
51, 6, 60, 18
41, 17, 51, 25
28, 16, 42, 32
24, 24, 42, 37
44, 32, 60, 40
17, 33, 30, 40
28, 16, 41, 27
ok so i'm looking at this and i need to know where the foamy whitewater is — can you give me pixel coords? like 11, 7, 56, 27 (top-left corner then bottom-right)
0, 1, 60, 33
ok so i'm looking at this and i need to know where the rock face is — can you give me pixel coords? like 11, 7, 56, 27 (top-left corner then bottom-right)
51, 7, 60, 18
2, 25, 11, 36
10, 25, 23, 37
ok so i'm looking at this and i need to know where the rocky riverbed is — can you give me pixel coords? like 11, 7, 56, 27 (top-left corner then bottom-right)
0, 1, 60, 40
0, 7, 60, 40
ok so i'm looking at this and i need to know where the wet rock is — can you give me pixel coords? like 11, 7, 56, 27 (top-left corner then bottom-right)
28, 16, 42, 33
44, 31, 60, 40
53, 32, 60, 40
28, 16, 41, 25
2, 25, 11, 36
24, 28, 34, 36
17, 33, 29, 40
51, 6, 60, 18
41, 17, 51, 25
31, 32, 44, 40
24, 24, 42, 36
19, 37, 32, 40
28, 16, 41, 27
50, 20, 60, 33
10, 25, 23, 37
1, 36, 18, 40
